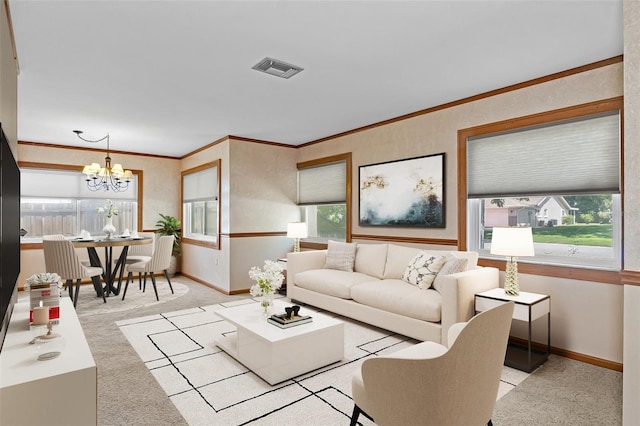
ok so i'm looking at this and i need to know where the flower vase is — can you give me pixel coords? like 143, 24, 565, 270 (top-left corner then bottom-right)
103, 217, 116, 239
261, 293, 274, 315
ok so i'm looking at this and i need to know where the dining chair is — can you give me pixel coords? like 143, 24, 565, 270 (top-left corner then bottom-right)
121, 235, 175, 301
43, 234, 95, 293
43, 239, 105, 307
115, 232, 155, 291
350, 301, 514, 426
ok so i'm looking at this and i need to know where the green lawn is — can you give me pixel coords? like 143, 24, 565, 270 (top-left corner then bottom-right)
485, 224, 613, 247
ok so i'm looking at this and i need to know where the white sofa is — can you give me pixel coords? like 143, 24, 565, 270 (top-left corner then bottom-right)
286, 243, 499, 345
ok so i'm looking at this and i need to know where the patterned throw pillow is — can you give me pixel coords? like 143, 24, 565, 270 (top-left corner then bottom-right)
433, 257, 469, 294
325, 240, 358, 272
401, 252, 447, 289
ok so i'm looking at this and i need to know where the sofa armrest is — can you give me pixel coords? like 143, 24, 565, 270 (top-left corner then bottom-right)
286, 250, 327, 290
439, 266, 499, 346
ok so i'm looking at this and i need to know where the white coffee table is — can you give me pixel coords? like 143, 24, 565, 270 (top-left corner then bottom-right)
215, 299, 344, 385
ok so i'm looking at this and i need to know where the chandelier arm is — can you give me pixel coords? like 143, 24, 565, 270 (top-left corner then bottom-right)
73, 130, 109, 144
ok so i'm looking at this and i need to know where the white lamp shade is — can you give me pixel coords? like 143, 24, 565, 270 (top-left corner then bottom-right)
490, 226, 535, 257
287, 222, 308, 239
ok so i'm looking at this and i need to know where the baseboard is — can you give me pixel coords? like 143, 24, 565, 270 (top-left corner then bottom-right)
509, 336, 622, 372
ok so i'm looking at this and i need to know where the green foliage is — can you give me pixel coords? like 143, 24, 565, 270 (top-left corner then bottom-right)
579, 213, 594, 224
155, 213, 182, 256
562, 215, 574, 225
317, 205, 346, 239
565, 195, 612, 224
532, 224, 612, 247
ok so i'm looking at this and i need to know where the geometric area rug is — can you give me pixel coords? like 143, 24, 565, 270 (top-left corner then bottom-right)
116, 298, 530, 426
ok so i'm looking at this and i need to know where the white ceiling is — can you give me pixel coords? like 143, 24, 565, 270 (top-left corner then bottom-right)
9, 0, 623, 158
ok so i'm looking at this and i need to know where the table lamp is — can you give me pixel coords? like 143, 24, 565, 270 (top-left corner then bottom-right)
490, 226, 534, 295
287, 222, 308, 252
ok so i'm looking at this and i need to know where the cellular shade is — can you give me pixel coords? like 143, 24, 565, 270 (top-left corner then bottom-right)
183, 166, 218, 202
467, 112, 620, 198
21, 168, 136, 199
298, 161, 346, 205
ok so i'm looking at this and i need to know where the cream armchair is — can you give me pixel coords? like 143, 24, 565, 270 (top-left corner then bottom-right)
350, 301, 514, 426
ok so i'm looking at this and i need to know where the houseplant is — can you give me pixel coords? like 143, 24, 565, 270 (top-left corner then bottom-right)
155, 213, 181, 276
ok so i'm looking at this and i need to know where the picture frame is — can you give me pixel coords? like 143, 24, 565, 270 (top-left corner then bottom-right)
359, 153, 445, 228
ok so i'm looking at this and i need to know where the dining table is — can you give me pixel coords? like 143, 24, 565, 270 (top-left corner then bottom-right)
72, 236, 153, 297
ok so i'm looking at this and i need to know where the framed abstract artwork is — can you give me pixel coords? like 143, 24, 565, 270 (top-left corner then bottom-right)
359, 153, 445, 228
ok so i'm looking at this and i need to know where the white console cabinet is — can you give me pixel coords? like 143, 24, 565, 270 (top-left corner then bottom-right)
0, 297, 97, 425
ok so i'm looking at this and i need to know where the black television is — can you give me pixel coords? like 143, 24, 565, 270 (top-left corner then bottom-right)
0, 123, 21, 351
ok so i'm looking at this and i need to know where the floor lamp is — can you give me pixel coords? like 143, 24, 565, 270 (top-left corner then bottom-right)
287, 222, 308, 252
490, 226, 535, 295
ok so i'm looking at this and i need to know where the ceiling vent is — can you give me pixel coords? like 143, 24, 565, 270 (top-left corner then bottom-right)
252, 57, 303, 79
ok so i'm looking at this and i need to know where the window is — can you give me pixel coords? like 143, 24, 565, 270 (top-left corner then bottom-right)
182, 161, 220, 247
20, 167, 139, 241
468, 195, 621, 269
297, 153, 351, 243
462, 101, 622, 272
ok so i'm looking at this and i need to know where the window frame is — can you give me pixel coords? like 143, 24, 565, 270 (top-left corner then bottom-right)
297, 153, 352, 247
19, 161, 143, 249
457, 97, 623, 284
181, 160, 221, 250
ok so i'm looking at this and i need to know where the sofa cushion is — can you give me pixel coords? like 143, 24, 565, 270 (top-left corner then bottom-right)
383, 244, 422, 279
295, 269, 375, 299
354, 243, 388, 279
325, 240, 358, 272
402, 252, 447, 289
447, 251, 479, 268
384, 244, 479, 278
351, 279, 442, 322
433, 256, 468, 293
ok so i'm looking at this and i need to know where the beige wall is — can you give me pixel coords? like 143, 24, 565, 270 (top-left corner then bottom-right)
623, 0, 640, 424
178, 138, 298, 292
298, 62, 625, 364
228, 140, 298, 233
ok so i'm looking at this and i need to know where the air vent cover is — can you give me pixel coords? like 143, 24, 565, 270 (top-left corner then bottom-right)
252, 57, 303, 79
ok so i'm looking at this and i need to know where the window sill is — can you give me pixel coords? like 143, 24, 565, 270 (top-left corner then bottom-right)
478, 258, 621, 285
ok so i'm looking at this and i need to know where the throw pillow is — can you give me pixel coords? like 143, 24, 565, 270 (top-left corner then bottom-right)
325, 240, 358, 272
433, 257, 469, 294
401, 252, 447, 289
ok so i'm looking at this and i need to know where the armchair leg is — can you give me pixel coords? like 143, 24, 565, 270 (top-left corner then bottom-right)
350, 404, 374, 426
350, 405, 360, 426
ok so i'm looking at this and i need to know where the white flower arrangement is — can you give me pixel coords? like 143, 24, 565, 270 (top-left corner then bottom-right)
249, 260, 284, 297
24, 272, 63, 291
97, 199, 118, 218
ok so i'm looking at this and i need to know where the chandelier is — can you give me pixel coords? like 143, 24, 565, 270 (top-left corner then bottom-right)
74, 130, 132, 192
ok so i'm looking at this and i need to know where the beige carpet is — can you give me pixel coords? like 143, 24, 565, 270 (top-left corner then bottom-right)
116, 299, 530, 425
73, 280, 189, 317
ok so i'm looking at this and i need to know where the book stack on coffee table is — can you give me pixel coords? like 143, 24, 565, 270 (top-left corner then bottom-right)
268, 312, 313, 329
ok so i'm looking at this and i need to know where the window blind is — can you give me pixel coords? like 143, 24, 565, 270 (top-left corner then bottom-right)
183, 166, 218, 202
298, 161, 346, 205
467, 112, 620, 198
21, 168, 137, 200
